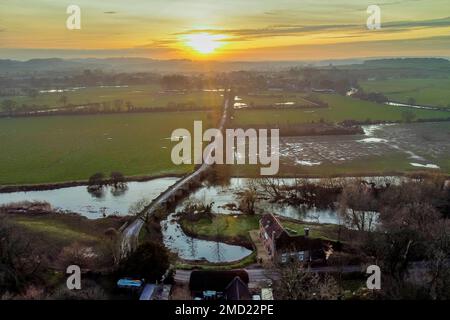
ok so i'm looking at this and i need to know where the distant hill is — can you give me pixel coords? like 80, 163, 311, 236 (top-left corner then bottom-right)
362, 58, 450, 69
0, 57, 363, 74
0, 57, 448, 75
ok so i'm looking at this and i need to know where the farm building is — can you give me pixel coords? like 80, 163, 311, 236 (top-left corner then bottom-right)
259, 214, 335, 264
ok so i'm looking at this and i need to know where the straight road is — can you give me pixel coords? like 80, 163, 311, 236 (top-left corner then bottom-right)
121, 91, 233, 256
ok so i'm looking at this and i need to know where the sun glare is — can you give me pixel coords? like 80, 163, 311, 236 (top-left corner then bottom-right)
184, 33, 227, 55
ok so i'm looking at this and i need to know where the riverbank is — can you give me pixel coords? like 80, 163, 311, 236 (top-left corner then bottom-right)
0, 173, 185, 193
3, 170, 449, 194
0, 206, 130, 267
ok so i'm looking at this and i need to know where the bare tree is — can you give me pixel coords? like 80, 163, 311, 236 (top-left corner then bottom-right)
272, 261, 340, 300
339, 181, 378, 232
0, 218, 43, 294
59, 95, 68, 108
238, 181, 258, 215
258, 177, 283, 201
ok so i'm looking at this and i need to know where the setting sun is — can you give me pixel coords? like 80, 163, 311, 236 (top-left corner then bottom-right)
184, 33, 227, 55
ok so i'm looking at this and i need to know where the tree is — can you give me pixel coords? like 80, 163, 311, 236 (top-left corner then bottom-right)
258, 177, 283, 201
0, 218, 43, 294
110, 171, 126, 188
1, 99, 17, 115
59, 95, 68, 108
238, 182, 258, 215
103, 228, 121, 266
407, 97, 417, 105
56, 242, 100, 270
338, 181, 378, 232
118, 242, 170, 282
402, 110, 416, 123
88, 172, 105, 188
272, 261, 340, 300
51, 280, 107, 300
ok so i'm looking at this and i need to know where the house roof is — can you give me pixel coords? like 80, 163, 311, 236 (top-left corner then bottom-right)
275, 232, 326, 252
260, 214, 335, 256
261, 214, 288, 239
189, 270, 249, 292
224, 277, 251, 300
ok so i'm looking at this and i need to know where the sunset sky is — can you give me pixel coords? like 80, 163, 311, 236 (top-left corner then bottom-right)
0, 0, 449, 60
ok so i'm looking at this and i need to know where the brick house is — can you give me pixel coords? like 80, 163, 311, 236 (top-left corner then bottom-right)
259, 214, 334, 264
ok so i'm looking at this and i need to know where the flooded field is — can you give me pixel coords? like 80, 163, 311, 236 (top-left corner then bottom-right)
279, 122, 450, 172
0, 177, 179, 219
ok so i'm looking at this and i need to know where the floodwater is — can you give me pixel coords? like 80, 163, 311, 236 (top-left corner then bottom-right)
176, 177, 399, 224
0, 177, 179, 219
161, 212, 252, 263
279, 122, 450, 170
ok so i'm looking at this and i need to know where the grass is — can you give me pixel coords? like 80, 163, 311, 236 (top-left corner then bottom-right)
233, 93, 450, 126
180, 213, 340, 242
4, 212, 127, 259
360, 78, 450, 108
13, 217, 99, 243
180, 215, 260, 241
0, 112, 212, 185
0, 85, 223, 110
237, 92, 320, 107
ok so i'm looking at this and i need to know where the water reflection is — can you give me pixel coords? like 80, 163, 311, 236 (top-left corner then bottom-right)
0, 177, 179, 219
161, 213, 252, 263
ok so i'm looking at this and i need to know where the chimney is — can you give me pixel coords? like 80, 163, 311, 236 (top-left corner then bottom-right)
304, 227, 310, 237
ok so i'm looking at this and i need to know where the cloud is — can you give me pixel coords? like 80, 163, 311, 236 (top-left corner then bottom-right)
175, 16, 450, 42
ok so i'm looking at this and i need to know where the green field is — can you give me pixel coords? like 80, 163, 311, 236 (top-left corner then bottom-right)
360, 78, 450, 108
237, 92, 320, 107
0, 112, 211, 185
0, 85, 223, 110
233, 93, 450, 126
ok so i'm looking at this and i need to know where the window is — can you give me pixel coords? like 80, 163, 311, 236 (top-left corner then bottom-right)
281, 253, 288, 263
298, 251, 305, 261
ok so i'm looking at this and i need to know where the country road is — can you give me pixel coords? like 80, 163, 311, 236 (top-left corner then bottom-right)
121, 91, 233, 256
174, 265, 364, 285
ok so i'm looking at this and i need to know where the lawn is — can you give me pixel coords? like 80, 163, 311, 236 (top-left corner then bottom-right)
233, 93, 450, 126
360, 78, 450, 108
180, 214, 260, 241
0, 85, 223, 110
179, 213, 340, 243
0, 112, 212, 185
